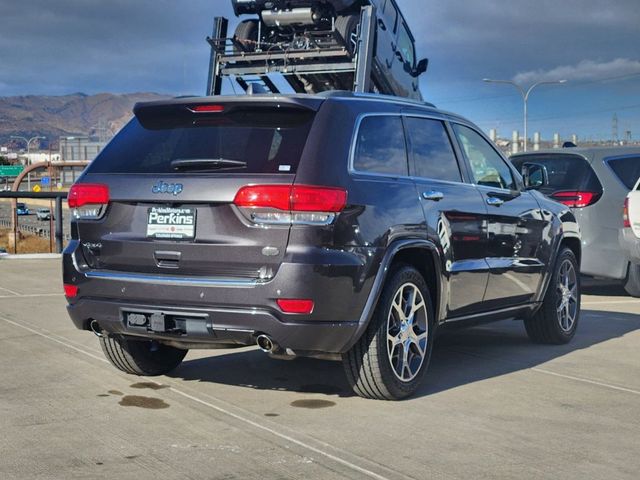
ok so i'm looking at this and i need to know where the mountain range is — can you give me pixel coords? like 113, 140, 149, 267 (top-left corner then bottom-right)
0, 92, 170, 146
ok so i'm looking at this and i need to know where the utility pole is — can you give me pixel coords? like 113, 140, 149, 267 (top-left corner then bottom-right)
612, 114, 619, 144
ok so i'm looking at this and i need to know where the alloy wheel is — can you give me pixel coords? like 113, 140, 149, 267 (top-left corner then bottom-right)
556, 259, 578, 332
386, 283, 429, 382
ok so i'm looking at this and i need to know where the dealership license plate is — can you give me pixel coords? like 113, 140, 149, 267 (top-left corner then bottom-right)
147, 207, 196, 239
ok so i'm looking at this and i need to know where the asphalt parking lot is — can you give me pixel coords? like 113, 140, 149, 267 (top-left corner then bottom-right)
1, 258, 639, 480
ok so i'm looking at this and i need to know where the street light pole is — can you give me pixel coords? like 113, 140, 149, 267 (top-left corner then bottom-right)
10, 135, 46, 191
483, 78, 567, 152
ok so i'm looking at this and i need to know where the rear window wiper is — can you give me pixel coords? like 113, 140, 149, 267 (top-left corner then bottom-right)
170, 158, 247, 171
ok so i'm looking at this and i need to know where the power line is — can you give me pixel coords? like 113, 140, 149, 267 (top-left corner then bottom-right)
433, 71, 640, 106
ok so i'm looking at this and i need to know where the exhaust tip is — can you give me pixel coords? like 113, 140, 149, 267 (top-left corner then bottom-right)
89, 319, 103, 337
256, 334, 275, 353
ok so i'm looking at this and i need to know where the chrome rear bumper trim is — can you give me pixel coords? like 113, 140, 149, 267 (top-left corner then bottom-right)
84, 270, 261, 288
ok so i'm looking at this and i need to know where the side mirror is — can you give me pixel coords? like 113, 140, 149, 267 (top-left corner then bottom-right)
412, 58, 429, 77
522, 162, 548, 190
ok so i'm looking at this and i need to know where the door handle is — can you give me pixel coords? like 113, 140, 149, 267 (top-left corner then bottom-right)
378, 19, 387, 31
422, 191, 444, 202
486, 196, 504, 207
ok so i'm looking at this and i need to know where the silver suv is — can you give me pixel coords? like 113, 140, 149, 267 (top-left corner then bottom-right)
512, 147, 640, 296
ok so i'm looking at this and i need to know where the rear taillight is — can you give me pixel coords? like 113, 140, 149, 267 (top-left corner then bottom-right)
551, 191, 600, 208
623, 198, 631, 228
68, 183, 110, 220
63, 284, 78, 298
234, 185, 347, 225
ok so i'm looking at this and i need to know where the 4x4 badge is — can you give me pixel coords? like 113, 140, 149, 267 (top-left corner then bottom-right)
152, 181, 183, 196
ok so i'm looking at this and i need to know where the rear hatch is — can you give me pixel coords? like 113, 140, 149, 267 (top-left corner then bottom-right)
71, 96, 322, 281
511, 153, 603, 208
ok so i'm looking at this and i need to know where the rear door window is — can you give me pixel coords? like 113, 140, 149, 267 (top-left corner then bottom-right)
511, 154, 603, 195
86, 107, 315, 174
607, 156, 640, 190
405, 117, 462, 182
353, 116, 408, 176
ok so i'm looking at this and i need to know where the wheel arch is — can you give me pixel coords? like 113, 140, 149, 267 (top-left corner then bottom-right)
341, 239, 442, 352
561, 235, 582, 268
533, 232, 582, 307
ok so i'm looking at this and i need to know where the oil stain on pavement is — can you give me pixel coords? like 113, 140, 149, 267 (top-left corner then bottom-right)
119, 395, 170, 410
130, 382, 169, 390
290, 399, 336, 409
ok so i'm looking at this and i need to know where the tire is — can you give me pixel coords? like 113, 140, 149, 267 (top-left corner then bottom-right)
524, 248, 580, 344
99, 335, 187, 376
335, 14, 359, 55
624, 263, 640, 297
343, 264, 435, 400
233, 20, 259, 53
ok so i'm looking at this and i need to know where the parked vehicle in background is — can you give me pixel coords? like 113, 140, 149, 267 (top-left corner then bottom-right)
620, 177, 640, 295
223, 0, 428, 100
16, 203, 30, 215
36, 208, 52, 221
63, 92, 581, 400
511, 147, 640, 296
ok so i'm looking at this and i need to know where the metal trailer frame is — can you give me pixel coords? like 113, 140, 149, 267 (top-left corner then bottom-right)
206, 5, 376, 96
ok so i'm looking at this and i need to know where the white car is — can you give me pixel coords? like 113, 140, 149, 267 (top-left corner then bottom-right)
620, 177, 640, 295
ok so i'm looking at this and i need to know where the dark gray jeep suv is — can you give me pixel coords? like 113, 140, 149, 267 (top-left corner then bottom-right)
63, 92, 581, 400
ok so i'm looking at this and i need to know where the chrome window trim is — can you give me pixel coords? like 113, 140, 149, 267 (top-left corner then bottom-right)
347, 112, 471, 188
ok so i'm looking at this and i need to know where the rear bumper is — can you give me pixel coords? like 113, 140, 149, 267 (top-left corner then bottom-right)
66, 299, 358, 353
63, 240, 379, 354
620, 228, 640, 264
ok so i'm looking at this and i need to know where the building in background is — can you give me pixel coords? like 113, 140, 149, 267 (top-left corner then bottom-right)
58, 136, 105, 162
58, 136, 106, 184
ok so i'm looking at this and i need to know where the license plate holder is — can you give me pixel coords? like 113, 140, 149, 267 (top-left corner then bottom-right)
147, 207, 196, 240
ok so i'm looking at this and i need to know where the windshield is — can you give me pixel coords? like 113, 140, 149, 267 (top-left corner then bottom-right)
87, 108, 315, 175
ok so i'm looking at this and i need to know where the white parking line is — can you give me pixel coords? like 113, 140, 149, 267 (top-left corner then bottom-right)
582, 299, 640, 306
531, 368, 640, 396
0, 315, 403, 480
0, 293, 63, 299
0, 286, 21, 296
449, 347, 640, 396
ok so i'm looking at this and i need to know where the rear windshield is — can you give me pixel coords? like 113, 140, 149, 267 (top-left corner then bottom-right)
606, 156, 640, 190
87, 108, 315, 174
511, 153, 602, 195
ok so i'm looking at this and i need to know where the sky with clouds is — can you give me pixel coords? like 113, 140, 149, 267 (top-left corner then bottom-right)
1, 0, 639, 140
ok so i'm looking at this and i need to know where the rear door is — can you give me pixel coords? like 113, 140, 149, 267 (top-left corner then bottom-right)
73, 100, 319, 281
452, 123, 549, 308
404, 115, 490, 318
